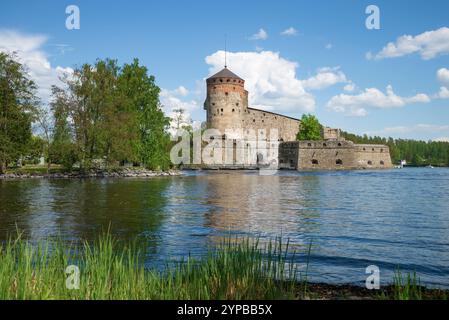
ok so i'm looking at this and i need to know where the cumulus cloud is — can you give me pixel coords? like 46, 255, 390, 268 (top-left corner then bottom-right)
205, 50, 317, 113
437, 86, 449, 99
343, 83, 356, 92
367, 27, 449, 60
327, 85, 431, 116
301, 67, 348, 90
437, 68, 449, 84
250, 28, 268, 40
281, 27, 298, 36
160, 87, 199, 135
0, 29, 73, 103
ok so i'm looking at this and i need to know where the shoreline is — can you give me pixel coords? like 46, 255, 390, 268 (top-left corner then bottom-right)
297, 282, 448, 300
0, 168, 182, 180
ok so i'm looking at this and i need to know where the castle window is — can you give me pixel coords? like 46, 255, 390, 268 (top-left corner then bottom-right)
233, 87, 235, 90
336, 159, 343, 165
307, 143, 312, 147
368, 161, 373, 165
381, 148, 384, 152
236, 103, 239, 106
227, 79, 230, 82
213, 86, 216, 89
312, 159, 319, 165
363, 148, 366, 151
338, 143, 342, 146
372, 148, 375, 151
220, 79, 223, 82
262, 120, 264, 123
232, 109, 235, 112
263, 113, 266, 116
380, 161, 385, 165
233, 80, 236, 82
253, 119, 255, 122
323, 143, 327, 147
225, 92, 228, 95
212, 103, 215, 106
221, 108, 223, 112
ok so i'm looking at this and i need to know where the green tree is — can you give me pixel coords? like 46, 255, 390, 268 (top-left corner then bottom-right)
0, 52, 37, 173
296, 114, 322, 141
118, 59, 171, 170
50, 58, 172, 171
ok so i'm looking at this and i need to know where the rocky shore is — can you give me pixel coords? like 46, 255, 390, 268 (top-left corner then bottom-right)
0, 168, 181, 179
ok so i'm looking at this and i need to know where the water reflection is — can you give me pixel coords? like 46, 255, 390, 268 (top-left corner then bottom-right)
1, 169, 449, 287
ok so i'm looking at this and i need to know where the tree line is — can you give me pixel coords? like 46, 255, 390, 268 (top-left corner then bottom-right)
0, 52, 172, 174
341, 132, 449, 167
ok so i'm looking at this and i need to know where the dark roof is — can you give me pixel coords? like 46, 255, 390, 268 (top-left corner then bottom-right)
207, 67, 243, 81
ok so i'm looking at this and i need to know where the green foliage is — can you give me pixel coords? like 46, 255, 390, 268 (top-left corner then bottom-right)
341, 131, 449, 166
297, 114, 322, 141
0, 52, 37, 173
50, 58, 171, 171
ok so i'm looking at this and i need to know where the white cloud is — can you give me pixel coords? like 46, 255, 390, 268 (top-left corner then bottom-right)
205, 50, 316, 113
281, 27, 298, 36
0, 29, 73, 103
250, 28, 268, 40
160, 87, 199, 135
301, 67, 348, 90
437, 86, 449, 99
343, 82, 356, 92
368, 27, 449, 60
437, 68, 449, 85
327, 85, 431, 116
325, 43, 333, 50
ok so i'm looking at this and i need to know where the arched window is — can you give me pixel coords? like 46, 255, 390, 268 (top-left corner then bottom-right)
312, 159, 319, 165
323, 143, 327, 147
368, 160, 373, 165
380, 161, 385, 165
307, 143, 312, 147
338, 143, 342, 146
336, 159, 343, 165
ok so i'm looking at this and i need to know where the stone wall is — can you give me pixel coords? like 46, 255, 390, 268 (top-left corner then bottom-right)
279, 140, 393, 170
242, 108, 300, 142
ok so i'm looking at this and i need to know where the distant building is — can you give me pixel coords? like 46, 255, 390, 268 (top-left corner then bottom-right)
203, 67, 392, 170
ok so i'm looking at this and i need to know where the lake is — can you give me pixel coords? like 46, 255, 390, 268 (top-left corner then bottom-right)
1, 168, 449, 288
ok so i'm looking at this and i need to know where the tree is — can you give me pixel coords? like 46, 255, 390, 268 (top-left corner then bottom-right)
0, 52, 37, 173
34, 105, 53, 173
118, 59, 171, 170
296, 114, 322, 141
50, 58, 172, 171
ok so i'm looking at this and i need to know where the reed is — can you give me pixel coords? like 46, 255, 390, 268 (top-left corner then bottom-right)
0, 233, 298, 300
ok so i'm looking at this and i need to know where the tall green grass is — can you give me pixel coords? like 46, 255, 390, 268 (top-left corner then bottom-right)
0, 233, 298, 300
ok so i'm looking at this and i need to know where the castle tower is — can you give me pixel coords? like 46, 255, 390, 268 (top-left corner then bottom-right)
204, 67, 248, 137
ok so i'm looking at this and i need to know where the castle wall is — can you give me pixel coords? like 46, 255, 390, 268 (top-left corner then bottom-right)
205, 80, 246, 135
242, 108, 299, 142
279, 140, 393, 170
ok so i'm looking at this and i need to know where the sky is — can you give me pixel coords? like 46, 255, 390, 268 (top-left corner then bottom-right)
1, 0, 449, 141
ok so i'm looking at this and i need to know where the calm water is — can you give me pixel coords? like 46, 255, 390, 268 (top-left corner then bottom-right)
1, 168, 449, 288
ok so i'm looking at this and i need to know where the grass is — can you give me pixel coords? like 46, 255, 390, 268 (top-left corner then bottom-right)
0, 233, 448, 300
0, 233, 298, 300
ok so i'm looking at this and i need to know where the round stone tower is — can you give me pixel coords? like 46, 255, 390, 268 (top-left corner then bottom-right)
204, 67, 248, 137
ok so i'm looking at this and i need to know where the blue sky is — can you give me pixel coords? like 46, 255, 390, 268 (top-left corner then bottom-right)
1, 0, 449, 141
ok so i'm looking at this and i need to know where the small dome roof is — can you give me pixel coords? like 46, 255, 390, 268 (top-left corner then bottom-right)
207, 67, 243, 81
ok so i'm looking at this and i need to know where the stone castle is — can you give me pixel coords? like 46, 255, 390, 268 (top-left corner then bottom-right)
203, 67, 392, 170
